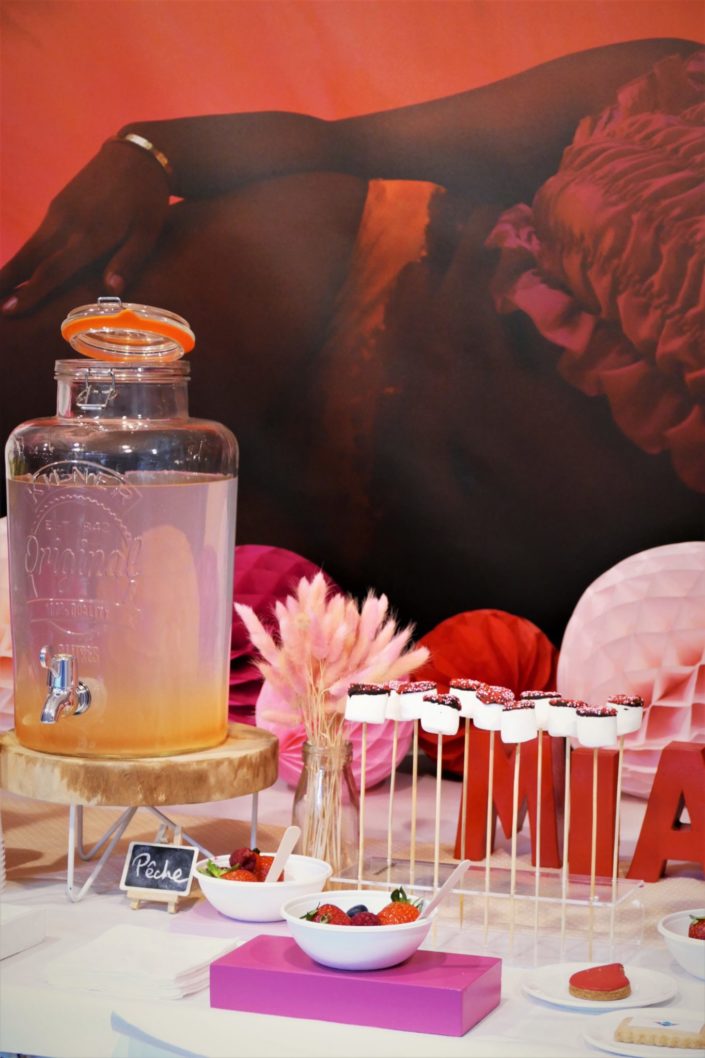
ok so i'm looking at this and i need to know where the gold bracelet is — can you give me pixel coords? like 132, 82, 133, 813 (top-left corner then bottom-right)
108, 132, 173, 183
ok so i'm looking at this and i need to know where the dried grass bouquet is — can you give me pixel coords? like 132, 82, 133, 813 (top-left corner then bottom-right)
234, 572, 429, 749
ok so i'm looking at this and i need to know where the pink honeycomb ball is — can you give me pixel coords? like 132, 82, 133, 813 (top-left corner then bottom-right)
557, 542, 705, 797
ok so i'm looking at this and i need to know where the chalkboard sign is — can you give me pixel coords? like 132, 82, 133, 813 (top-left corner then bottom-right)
120, 841, 198, 898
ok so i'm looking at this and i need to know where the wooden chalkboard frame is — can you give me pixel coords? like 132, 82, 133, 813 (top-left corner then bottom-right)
119, 839, 198, 912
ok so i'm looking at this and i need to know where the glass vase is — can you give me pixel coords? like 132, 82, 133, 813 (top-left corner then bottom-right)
292, 740, 359, 876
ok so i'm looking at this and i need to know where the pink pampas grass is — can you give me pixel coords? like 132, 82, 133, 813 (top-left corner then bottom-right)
235, 572, 429, 750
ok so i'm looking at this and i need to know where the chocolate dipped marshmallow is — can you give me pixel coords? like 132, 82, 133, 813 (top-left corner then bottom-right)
344, 682, 389, 724
420, 693, 461, 736
520, 689, 561, 731
390, 680, 437, 721
474, 683, 515, 730
576, 705, 618, 748
449, 678, 484, 719
606, 693, 645, 736
501, 700, 538, 743
547, 697, 583, 738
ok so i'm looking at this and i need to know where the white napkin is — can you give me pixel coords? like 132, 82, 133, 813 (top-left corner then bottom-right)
43, 924, 241, 999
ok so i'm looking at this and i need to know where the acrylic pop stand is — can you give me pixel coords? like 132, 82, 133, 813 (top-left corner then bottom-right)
0, 723, 279, 902
333, 855, 645, 964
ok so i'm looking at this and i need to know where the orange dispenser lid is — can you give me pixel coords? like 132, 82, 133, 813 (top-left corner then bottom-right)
61, 298, 195, 363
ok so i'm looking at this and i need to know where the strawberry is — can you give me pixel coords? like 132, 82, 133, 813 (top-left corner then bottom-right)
688, 915, 705, 940
378, 886, 423, 925
221, 868, 258, 882
302, 903, 352, 925
255, 855, 283, 882
349, 911, 382, 926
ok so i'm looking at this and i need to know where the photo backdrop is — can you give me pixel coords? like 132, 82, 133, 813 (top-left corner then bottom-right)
1, 1, 703, 651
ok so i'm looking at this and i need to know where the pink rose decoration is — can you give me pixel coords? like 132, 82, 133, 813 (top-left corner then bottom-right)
487, 50, 705, 493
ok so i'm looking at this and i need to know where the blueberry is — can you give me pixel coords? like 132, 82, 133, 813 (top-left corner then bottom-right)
346, 904, 368, 917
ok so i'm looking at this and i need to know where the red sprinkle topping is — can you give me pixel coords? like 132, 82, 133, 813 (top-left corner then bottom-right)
503, 700, 534, 710
398, 681, 436, 694
424, 693, 461, 710
347, 683, 388, 695
521, 690, 560, 700
450, 678, 483, 690
577, 705, 617, 717
607, 694, 644, 708
550, 698, 587, 709
477, 683, 515, 705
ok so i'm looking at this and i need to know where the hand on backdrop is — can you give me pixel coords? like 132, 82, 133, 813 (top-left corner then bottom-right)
0, 140, 170, 315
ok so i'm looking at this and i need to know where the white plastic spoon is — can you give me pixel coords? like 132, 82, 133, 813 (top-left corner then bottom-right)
419, 859, 471, 919
265, 825, 301, 883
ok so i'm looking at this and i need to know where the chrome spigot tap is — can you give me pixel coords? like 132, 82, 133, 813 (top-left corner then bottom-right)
39, 647, 92, 723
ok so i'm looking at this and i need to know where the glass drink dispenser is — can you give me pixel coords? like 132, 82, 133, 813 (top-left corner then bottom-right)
5, 299, 238, 757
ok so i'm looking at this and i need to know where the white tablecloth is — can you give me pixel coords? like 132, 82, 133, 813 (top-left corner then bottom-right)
1, 769, 703, 1058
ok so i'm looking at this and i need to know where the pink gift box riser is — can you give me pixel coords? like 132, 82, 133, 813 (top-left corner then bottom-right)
210, 936, 501, 1037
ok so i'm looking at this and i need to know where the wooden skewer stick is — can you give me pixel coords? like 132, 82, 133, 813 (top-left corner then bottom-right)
609, 735, 625, 952
386, 720, 400, 876
483, 729, 496, 944
459, 717, 471, 927
560, 739, 571, 956
588, 746, 599, 961
357, 721, 368, 885
533, 731, 544, 953
433, 734, 444, 892
509, 741, 522, 949
409, 719, 419, 887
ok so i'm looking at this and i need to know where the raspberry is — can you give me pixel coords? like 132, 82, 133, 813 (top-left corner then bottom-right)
228, 846, 258, 871
349, 911, 382, 926
378, 886, 422, 925
221, 868, 258, 882
302, 903, 352, 925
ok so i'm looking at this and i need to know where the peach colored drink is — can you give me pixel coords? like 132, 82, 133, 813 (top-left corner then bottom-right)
8, 470, 236, 757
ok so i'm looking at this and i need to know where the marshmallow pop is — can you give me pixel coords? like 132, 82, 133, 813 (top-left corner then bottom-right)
520, 690, 560, 941
576, 704, 618, 749
548, 698, 588, 951
345, 682, 389, 724
449, 677, 483, 719
521, 689, 561, 731
474, 683, 514, 730
607, 693, 645, 737
604, 694, 645, 950
475, 683, 515, 939
576, 704, 619, 957
501, 700, 538, 941
384, 682, 411, 870
422, 693, 461, 890
501, 699, 539, 745
547, 697, 583, 738
450, 678, 483, 915
396, 680, 436, 885
345, 682, 389, 883
421, 693, 461, 738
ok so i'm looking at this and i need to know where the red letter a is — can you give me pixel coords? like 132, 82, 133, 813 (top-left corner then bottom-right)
628, 741, 705, 882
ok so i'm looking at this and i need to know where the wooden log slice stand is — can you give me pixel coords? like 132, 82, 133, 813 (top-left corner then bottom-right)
0, 722, 279, 902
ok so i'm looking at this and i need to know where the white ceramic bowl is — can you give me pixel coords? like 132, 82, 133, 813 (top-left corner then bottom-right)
281, 887, 435, 971
657, 908, 705, 979
196, 853, 332, 922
